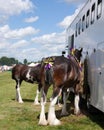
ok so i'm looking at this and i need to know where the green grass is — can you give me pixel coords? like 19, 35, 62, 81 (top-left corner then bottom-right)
0, 71, 104, 130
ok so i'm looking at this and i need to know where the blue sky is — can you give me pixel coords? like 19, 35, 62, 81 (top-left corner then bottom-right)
0, 0, 86, 62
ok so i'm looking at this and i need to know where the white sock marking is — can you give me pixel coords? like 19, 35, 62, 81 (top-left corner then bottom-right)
34, 89, 40, 105
74, 94, 80, 114
48, 96, 61, 125
38, 97, 47, 125
16, 81, 23, 103
26, 68, 31, 80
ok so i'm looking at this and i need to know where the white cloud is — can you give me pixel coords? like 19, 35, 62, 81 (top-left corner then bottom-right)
0, 0, 34, 15
0, 25, 40, 39
0, 0, 34, 23
0, 31, 66, 62
10, 40, 29, 49
58, 4, 84, 29
0, 24, 40, 61
25, 16, 39, 23
32, 31, 66, 45
62, 0, 86, 5
22, 48, 41, 60
30, 32, 66, 60
0, 42, 10, 49
0, 29, 67, 62
30, 31, 66, 60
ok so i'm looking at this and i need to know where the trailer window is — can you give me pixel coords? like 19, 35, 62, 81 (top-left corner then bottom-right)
91, 3, 95, 24
82, 15, 85, 32
78, 19, 81, 34
68, 34, 74, 49
86, 10, 90, 28
97, 0, 102, 19
75, 23, 78, 37
70, 34, 74, 48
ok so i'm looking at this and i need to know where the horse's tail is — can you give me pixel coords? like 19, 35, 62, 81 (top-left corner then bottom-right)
11, 64, 17, 80
45, 68, 53, 84
11, 66, 15, 80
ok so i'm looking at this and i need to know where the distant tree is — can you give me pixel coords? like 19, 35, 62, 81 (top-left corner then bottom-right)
0, 56, 19, 65
24, 59, 28, 65
0, 56, 9, 65
10, 58, 16, 64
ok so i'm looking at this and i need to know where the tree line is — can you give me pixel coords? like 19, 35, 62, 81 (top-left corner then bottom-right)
0, 56, 39, 66
0, 56, 20, 66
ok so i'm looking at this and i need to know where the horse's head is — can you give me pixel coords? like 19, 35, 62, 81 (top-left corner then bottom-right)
74, 48, 83, 62
70, 48, 83, 62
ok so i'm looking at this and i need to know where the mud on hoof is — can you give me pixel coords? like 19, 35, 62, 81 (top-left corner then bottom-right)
48, 118, 61, 126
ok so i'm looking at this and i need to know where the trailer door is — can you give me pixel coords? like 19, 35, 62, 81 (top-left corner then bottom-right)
96, 42, 104, 112
90, 42, 104, 112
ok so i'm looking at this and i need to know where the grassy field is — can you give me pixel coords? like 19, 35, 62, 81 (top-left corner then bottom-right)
0, 71, 104, 130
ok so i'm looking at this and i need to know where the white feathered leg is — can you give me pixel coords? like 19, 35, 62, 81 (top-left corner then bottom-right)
16, 81, 23, 103
34, 89, 40, 105
38, 97, 48, 125
74, 94, 80, 115
48, 96, 61, 125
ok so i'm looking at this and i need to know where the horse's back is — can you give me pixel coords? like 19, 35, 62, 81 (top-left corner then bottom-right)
52, 56, 68, 64
12, 64, 27, 80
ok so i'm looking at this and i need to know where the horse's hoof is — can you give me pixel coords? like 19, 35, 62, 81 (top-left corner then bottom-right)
74, 109, 81, 115
18, 100, 24, 103
38, 120, 48, 126
50, 98, 52, 101
58, 103, 62, 108
34, 102, 40, 105
48, 118, 61, 126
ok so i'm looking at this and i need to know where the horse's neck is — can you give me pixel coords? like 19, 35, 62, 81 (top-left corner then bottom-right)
72, 55, 83, 71
69, 55, 80, 67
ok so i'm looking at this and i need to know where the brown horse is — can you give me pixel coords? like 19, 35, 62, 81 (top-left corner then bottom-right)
12, 64, 42, 104
39, 48, 83, 125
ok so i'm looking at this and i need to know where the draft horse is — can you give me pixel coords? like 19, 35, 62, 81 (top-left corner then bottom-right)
39, 48, 83, 125
12, 64, 41, 104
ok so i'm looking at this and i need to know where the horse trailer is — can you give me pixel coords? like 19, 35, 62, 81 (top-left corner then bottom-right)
66, 0, 104, 112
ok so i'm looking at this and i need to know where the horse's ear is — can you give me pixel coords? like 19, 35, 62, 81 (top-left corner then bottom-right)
80, 48, 83, 52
